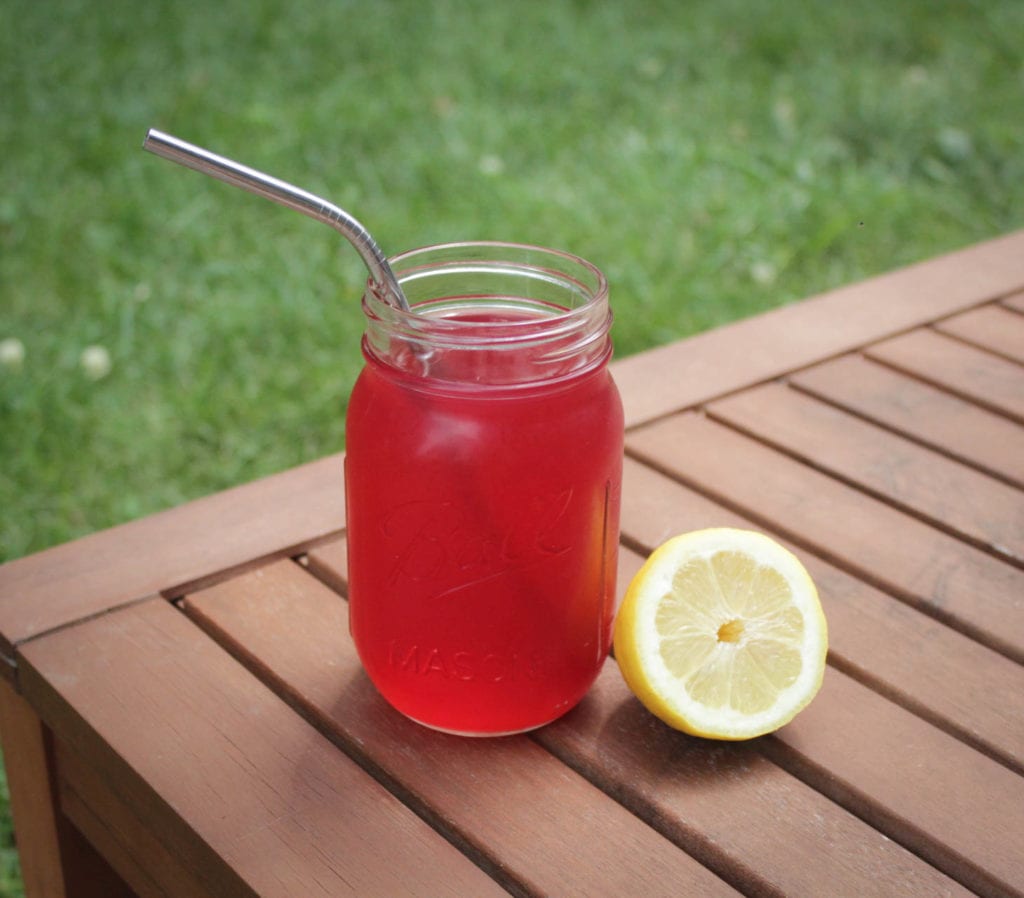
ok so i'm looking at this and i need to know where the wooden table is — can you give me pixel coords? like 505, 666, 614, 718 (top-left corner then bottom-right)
2, 232, 1023, 897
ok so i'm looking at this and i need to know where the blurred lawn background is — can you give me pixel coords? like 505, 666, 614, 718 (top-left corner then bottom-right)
1, 0, 1022, 892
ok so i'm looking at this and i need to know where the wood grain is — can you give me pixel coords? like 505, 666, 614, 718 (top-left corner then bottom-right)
1003, 291, 1024, 313
0, 454, 345, 664
305, 524, 1007, 888
791, 354, 1024, 488
183, 560, 735, 898
766, 667, 1024, 897
866, 328, 1024, 424
617, 455, 1024, 773
614, 457, 1024, 894
707, 381, 1024, 564
534, 663, 972, 897
935, 304, 1024, 364
56, 738, 216, 898
626, 413, 1024, 664
0, 680, 135, 898
611, 229, 1024, 426
17, 598, 504, 898
302, 536, 347, 595
0, 678, 69, 898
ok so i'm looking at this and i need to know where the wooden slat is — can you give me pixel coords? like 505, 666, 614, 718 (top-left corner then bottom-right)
765, 667, 1024, 897
626, 413, 1024, 664
534, 664, 972, 897
56, 739, 213, 898
183, 560, 735, 898
302, 537, 347, 595
611, 229, 1024, 426
17, 599, 505, 898
1003, 290, 1024, 313
791, 354, 1024, 488
0, 454, 345, 665
866, 328, 1024, 423
935, 304, 1024, 363
617, 456, 1024, 775
0, 681, 137, 898
707, 381, 1024, 565
0, 678, 68, 898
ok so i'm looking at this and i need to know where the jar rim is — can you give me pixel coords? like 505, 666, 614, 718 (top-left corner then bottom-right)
361, 241, 612, 384
365, 241, 609, 340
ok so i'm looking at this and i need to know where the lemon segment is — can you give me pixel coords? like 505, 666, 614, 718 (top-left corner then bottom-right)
614, 528, 827, 740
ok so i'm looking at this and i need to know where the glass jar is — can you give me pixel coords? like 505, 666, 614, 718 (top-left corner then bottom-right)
345, 242, 623, 735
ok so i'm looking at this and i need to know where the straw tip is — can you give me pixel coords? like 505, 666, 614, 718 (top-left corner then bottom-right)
142, 127, 169, 152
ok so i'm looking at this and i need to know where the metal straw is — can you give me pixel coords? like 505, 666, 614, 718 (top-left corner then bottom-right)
142, 128, 410, 311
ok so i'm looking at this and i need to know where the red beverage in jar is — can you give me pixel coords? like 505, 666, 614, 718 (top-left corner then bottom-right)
345, 243, 623, 734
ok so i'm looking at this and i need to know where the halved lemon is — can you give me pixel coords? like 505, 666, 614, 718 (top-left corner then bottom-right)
613, 528, 827, 740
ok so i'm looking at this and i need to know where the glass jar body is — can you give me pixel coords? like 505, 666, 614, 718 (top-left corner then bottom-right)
345, 243, 623, 735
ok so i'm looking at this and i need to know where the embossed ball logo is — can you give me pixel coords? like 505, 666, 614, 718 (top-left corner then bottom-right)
381, 489, 575, 600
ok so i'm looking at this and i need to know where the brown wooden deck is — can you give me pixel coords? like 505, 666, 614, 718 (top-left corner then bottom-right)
2, 231, 1023, 897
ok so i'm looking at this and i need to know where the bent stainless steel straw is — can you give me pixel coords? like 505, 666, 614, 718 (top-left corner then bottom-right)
142, 128, 410, 312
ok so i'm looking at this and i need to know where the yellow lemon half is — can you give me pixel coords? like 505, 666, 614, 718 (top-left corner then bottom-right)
614, 528, 827, 740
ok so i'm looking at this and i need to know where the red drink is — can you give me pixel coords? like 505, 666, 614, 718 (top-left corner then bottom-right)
345, 243, 623, 734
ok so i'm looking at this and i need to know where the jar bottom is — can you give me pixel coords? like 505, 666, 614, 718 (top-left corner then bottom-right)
403, 708, 572, 738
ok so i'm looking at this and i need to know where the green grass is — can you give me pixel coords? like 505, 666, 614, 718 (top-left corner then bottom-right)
1, 0, 1022, 891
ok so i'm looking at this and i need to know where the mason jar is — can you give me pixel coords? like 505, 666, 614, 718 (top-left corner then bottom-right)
345, 242, 623, 735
